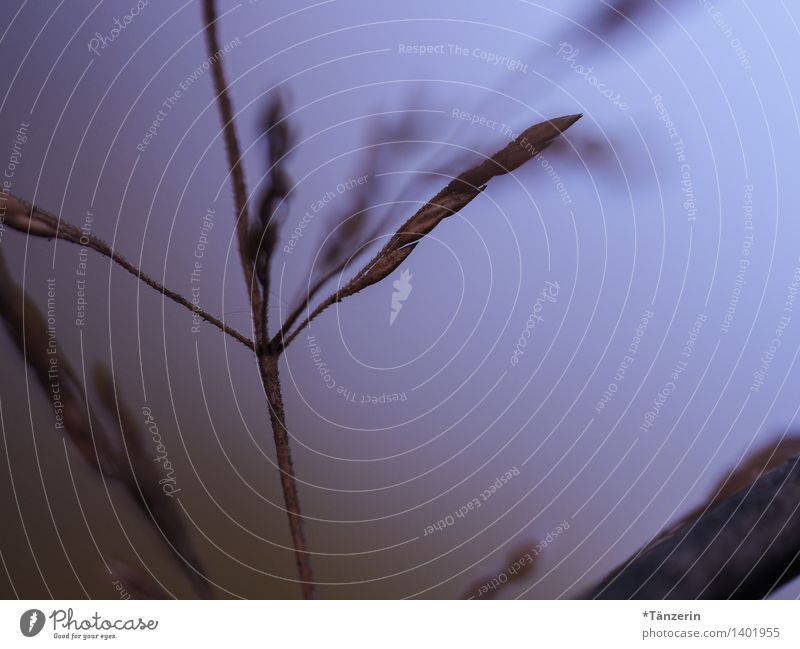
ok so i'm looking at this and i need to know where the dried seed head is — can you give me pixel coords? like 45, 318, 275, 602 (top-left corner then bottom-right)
454, 113, 583, 191
2, 193, 60, 238
308, 111, 429, 294
341, 115, 581, 300
248, 91, 294, 294
279, 113, 581, 348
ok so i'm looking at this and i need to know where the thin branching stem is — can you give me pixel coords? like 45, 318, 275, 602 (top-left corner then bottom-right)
271, 236, 378, 351
201, 1, 257, 304
3, 193, 254, 350
260, 353, 316, 597
202, 0, 317, 599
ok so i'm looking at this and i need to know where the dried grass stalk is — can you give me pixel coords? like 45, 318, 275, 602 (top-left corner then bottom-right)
277, 113, 581, 350
278, 113, 429, 341
94, 366, 213, 598
0, 249, 211, 598
2, 192, 254, 350
203, 0, 316, 598
201, 0, 256, 303
247, 92, 293, 351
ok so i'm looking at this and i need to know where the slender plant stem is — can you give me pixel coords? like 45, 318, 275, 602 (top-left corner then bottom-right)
3, 192, 254, 350
201, 1, 255, 293
278, 293, 338, 352
202, 0, 316, 598
103, 247, 254, 350
271, 214, 391, 351
271, 258, 353, 351
112, 252, 254, 349
259, 354, 317, 599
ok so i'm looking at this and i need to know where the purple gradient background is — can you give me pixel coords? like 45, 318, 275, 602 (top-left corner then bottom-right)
2, 0, 800, 599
